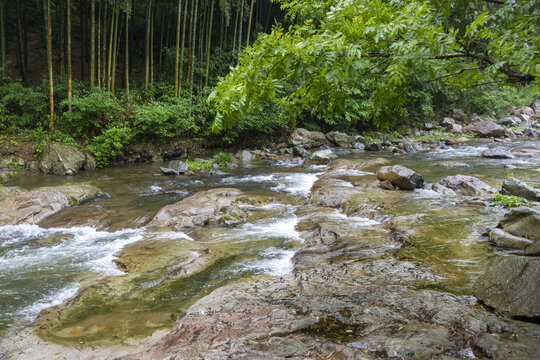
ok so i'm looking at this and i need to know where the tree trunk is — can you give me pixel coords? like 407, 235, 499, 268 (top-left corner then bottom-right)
188, 0, 197, 118
97, 0, 101, 88
178, 0, 188, 95
246, 0, 255, 46
46, 0, 55, 135
174, 0, 182, 96
125, 1, 129, 100
90, 0, 95, 90
16, 1, 27, 83
238, 0, 243, 62
0, 0, 5, 74
150, 0, 154, 86
204, 0, 214, 88
67, 0, 72, 117
111, 3, 120, 92
107, 0, 115, 91
144, 0, 151, 91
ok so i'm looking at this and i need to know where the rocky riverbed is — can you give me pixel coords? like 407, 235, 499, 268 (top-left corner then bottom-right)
1, 107, 540, 359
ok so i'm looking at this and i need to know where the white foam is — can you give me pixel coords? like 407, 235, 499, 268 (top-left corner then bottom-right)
241, 216, 301, 241
241, 248, 295, 276
21, 283, 80, 321
221, 172, 320, 197
148, 185, 164, 193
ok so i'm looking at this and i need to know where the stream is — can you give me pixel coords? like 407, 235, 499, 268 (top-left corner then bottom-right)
1, 139, 539, 344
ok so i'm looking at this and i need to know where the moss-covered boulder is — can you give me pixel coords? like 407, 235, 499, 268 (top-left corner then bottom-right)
40, 143, 86, 175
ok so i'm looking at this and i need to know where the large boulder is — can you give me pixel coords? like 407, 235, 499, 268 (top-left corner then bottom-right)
40, 143, 86, 175
451, 109, 467, 122
0, 184, 104, 225
160, 160, 188, 175
501, 177, 540, 202
325, 131, 354, 148
465, 121, 505, 138
497, 207, 540, 241
481, 147, 514, 159
474, 256, 540, 318
288, 128, 327, 149
438, 175, 495, 196
376, 165, 424, 190
309, 149, 337, 163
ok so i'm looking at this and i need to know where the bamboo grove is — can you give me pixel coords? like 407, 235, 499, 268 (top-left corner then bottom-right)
0, 0, 284, 135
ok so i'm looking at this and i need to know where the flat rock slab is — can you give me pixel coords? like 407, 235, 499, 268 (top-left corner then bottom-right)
481, 147, 514, 159
438, 175, 495, 196
0, 184, 105, 225
475, 255, 540, 318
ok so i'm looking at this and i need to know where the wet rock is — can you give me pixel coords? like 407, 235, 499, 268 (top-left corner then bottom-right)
0, 186, 28, 203
376, 165, 424, 190
148, 188, 264, 232
523, 127, 539, 138
525, 241, 540, 256
365, 142, 381, 151
310, 177, 361, 209
497, 115, 521, 126
225, 162, 238, 169
0, 184, 105, 225
497, 207, 540, 241
438, 175, 495, 196
465, 121, 505, 138
401, 141, 415, 153
235, 150, 256, 163
429, 183, 457, 196
442, 117, 455, 129
450, 123, 463, 133
437, 161, 471, 168
481, 147, 514, 159
488, 228, 533, 250
531, 99, 540, 114
353, 141, 366, 151
309, 149, 337, 163
83, 153, 96, 170
288, 128, 327, 149
501, 177, 540, 202
504, 128, 516, 138
326, 131, 354, 148
380, 180, 395, 190
451, 109, 467, 122
475, 255, 540, 318
424, 122, 434, 130
327, 158, 389, 173
160, 160, 188, 175
293, 145, 309, 158
40, 142, 86, 175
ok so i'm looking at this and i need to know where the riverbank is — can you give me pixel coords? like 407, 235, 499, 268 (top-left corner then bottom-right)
1, 105, 540, 359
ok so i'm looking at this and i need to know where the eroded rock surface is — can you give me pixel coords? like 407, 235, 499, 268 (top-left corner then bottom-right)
0, 184, 105, 225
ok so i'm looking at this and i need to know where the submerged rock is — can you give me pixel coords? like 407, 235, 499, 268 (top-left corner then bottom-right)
0, 184, 105, 225
501, 177, 540, 202
437, 161, 471, 168
288, 128, 327, 149
465, 121, 505, 138
376, 165, 424, 190
481, 147, 514, 159
475, 255, 540, 318
438, 175, 495, 196
40, 143, 86, 175
497, 206, 540, 241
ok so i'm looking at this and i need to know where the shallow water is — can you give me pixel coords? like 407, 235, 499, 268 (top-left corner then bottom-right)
1, 139, 538, 338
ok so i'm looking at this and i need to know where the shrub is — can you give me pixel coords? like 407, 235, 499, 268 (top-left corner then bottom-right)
134, 99, 200, 138
493, 193, 531, 208
213, 152, 235, 167
186, 159, 212, 171
87, 124, 133, 167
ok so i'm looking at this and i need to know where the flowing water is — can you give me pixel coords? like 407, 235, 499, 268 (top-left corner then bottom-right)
0, 139, 538, 341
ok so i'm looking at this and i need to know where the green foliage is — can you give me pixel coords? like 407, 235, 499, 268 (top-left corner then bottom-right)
210, 0, 539, 132
493, 193, 531, 208
186, 159, 212, 171
213, 152, 235, 167
87, 124, 133, 167
30, 127, 79, 155
62, 90, 121, 137
0, 81, 48, 129
134, 99, 199, 138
